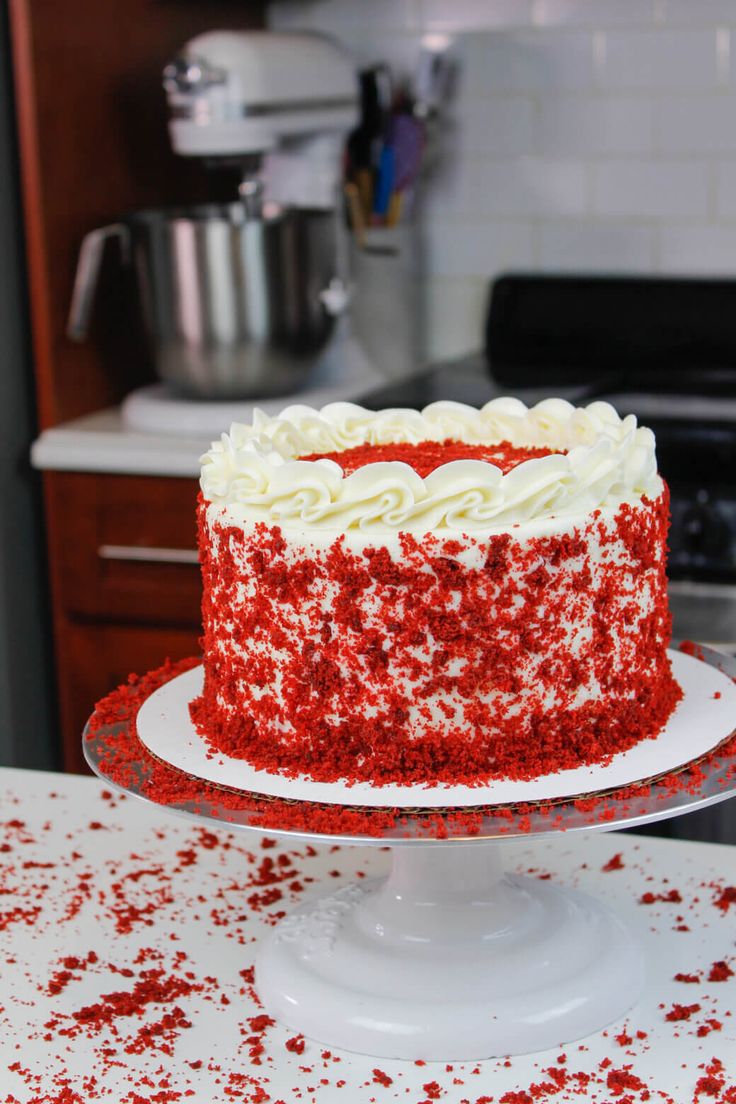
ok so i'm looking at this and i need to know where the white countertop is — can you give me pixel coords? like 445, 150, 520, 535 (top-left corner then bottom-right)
30, 407, 210, 479
2, 765, 735, 1103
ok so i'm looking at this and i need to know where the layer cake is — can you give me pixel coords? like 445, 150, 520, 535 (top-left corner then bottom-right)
192, 399, 681, 785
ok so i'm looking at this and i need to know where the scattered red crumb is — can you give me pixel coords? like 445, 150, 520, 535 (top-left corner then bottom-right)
674, 972, 701, 984
247, 1014, 274, 1033
606, 1067, 646, 1095
602, 853, 624, 872
696, 1018, 723, 1037
708, 960, 734, 982
713, 886, 736, 914
639, 888, 683, 905
46, 951, 99, 995
69, 969, 202, 1032
372, 1068, 393, 1087
299, 438, 562, 477
695, 1075, 725, 1097
665, 1002, 701, 1021
285, 1035, 305, 1055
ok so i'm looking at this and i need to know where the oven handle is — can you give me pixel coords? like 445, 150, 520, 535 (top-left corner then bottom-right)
98, 544, 199, 565
668, 579, 736, 600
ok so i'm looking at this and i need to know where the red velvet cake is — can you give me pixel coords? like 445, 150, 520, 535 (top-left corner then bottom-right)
191, 399, 681, 785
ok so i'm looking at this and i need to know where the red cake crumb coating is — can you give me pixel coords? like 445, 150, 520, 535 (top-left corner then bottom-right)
88, 649, 733, 840
192, 474, 682, 786
300, 438, 561, 476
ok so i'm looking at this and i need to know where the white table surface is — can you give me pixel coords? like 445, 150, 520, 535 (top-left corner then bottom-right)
2, 766, 735, 1103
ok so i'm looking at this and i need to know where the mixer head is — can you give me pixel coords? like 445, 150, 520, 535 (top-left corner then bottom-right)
164, 30, 357, 166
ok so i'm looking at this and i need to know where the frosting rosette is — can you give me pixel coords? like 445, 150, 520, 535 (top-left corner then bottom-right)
200, 398, 661, 534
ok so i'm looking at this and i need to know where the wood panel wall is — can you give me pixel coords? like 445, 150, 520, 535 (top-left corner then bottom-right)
9, 0, 264, 429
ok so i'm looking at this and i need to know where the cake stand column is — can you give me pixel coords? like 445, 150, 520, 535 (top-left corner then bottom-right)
256, 840, 645, 1061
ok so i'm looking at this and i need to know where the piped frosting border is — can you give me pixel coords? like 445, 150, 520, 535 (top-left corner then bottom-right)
200, 398, 660, 533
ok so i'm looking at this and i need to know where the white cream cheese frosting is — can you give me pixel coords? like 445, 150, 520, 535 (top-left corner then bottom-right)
199, 398, 660, 535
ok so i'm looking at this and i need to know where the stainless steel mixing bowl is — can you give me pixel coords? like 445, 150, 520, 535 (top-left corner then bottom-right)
68, 203, 348, 399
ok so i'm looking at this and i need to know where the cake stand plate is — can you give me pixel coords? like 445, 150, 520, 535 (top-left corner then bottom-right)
84, 644, 736, 1062
135, 647, 736, 808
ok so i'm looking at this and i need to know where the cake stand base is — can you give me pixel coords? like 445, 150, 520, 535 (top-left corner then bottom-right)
256, 842, 644, 1060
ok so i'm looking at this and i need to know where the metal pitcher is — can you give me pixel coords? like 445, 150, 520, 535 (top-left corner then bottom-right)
68, 203, 349, 399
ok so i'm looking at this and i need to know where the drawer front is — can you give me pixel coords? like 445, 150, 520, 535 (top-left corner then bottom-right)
46, 471, 203, 626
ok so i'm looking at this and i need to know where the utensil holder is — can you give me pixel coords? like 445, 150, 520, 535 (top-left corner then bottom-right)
349, 223, 425, 382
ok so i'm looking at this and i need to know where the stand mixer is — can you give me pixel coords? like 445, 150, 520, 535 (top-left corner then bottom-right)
69, 31, 360, 404
164, 31, 357, 213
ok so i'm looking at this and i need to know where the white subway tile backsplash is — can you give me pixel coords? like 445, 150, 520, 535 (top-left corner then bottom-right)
418, 0, 533, 32
341, 31, 426, 77
463, 31, 595, 96
663, 0, 736, 25
536, 96, 653, 154
534, 0, 656, 27
421, 155, 480, 218
269, 0, 416, 33
600, 29, 718, 88
716, 26, 730, 86
473, 158, 589, 217
451, 97, 535, 156
538, 221, 655, 270
593, 161, 708, 217
265, 5, 736, 360
423, 277, 490, 359
716, 161, 736, 217
423, 156, 588, 220
655, 95, 736, 154
660, 225, 736, 273
425, 221, 535, 277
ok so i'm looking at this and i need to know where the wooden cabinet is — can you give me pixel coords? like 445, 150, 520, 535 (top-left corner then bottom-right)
9, 0, 264, 770
45, 471, 203, 774
48, 472, 201, 625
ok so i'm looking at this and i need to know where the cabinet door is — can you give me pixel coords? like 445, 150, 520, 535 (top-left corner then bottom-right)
61, 620, 201, 774
46, 471, 202, 626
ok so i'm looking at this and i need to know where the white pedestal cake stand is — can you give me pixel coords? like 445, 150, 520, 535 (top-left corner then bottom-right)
84, 644, 736, 1063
